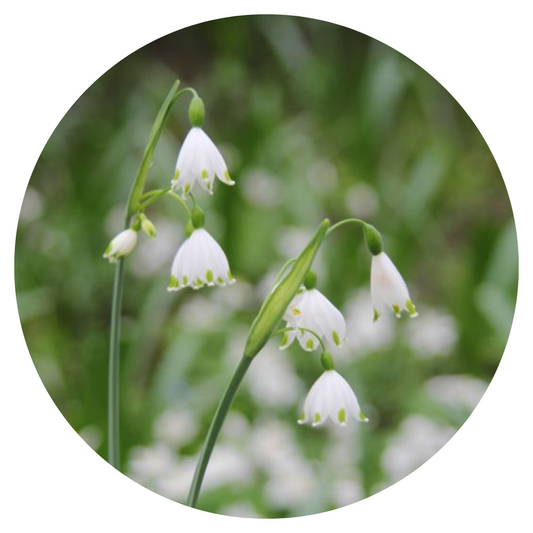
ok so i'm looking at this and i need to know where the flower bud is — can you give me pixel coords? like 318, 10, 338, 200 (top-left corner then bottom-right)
188, 95, 205, 128
103, 228, 138, 263
141, 217, 157, 239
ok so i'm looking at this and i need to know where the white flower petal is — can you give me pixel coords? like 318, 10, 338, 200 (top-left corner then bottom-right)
103, 229, 138, 263
171, 127, 233, 196
279, 288, 346, 352
371, 252, 417, 319
299, 370, 366, 427
168, 228, 234, 291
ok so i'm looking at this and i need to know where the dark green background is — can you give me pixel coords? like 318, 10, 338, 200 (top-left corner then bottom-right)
15, 15, 517, 517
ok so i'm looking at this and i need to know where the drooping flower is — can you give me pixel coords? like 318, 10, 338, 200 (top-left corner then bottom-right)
103, 228, 138, 263
168, 228, 235, 291
370, 252, 418, 320
170, 127, 235, 197
298, 370, 368, 427
280, 287, 346, 352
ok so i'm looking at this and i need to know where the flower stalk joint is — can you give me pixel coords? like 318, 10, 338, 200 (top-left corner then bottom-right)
188, 95, 205, 128
363, 223, 383, 256
191, 205, 206, 229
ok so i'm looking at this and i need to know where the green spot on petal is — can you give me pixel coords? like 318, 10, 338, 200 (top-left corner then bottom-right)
217, 276, 224, 284
182, 275, 189, 285
297, 413, 306, 424
314, 412, 321, 424
332, 331, 340, 346
392, 304, 401, 317
168, 275, 179, 289
359, 412, 369, 423
184, 184, 191, 195
406, 299, 418, 317
206, 270, 214, 283
306, 339, 314, 350
201, 169, 208, 180
338, 408, 346, 424
174, 169, 180, 179
227, 269, 233, 280
373, 309, 379, 322
223, 170, 234, 184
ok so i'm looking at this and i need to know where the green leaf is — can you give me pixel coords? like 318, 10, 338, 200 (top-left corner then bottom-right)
243, 219, 330, 359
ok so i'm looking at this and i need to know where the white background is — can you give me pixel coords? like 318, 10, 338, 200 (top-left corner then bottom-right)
2, 1, 532, 531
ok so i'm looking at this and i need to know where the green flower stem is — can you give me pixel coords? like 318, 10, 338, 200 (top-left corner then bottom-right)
107, 80, 188, 470
125, 80, 182, 219
139, 187, 172, 208
272, 326, 327, 352
187, 356, 253, 508
107, 257, 125, 469
167, 191, 192, 217
326, 217, 367, 235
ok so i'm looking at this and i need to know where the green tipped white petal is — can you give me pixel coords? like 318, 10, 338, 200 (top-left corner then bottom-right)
168, 228, 235, 292
279, 288, 346, 352
170, 127, 233, 196
103, 228, 138, 263
298, 370, 366, 427
370, 252, 417, 319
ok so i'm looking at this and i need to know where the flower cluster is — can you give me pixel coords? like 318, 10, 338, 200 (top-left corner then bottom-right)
102, 85, 419, 435
280, 225, 417, 429
103, 92, 236, 293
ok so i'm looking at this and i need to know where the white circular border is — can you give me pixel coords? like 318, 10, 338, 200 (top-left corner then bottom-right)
2, 2, 532, 531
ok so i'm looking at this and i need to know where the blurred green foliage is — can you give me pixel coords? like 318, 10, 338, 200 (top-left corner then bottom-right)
15, 15, 517, 517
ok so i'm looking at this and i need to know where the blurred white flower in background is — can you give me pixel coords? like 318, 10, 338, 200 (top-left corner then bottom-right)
202, 443, 256, 490
177, 294, 230, 331
275, 226, 326, 277
404, 308, 458, 357
250, 418, 317, 508
332, 479, 365, 508
424, 375, 487, 411
153, 459, 197, 501
130, 217, 182, 278
307, 159, 339, 195
212, 279, 255, 310
153, 407, 198, 448
344, 182, 379, 219
219, 502, 262, 518
79, 425, 103, 452
337, 289, 395, 359
241, 167, 283, 208
381, 415, 455, 483
246, 344, 304, 407
129, 443, 179, 482
19, 187, 44, 224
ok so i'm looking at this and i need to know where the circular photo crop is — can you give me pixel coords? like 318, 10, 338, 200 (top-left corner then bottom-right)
15, 15, 517, 518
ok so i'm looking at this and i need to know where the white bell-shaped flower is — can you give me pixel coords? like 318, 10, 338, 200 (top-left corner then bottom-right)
371, 252, 418, 320
280, 287, 346, 352
298, 370, 368, 427
103, 228, 138, 263
171, 127, 235, 197
168, 228, 235, 291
